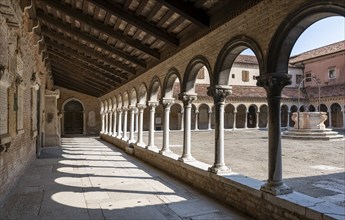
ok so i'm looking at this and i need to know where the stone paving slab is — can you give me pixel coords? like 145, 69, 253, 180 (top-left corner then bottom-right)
0, 137, 250, 220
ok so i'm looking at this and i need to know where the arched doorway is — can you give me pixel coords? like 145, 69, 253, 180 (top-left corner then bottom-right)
64, 100, 84, 135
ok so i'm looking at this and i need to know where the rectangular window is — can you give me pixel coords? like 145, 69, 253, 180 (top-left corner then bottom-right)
253, 75, 256, 80
328, 68, 336, 79
306, 72, 311, 82
242, 70, 249, 82
232, 74, 235, 79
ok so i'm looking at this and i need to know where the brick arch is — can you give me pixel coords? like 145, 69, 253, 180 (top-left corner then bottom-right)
129, 88, 138, 106
148, 76, 162, 102
162, 67, 182, 98
116, 94, 123, 108
122, 91, 129, 107
112, 96, 117, 110
213, 35, 264, 86
182, 55, 212, 94
138, 83, 148, 104
267, 0, 345, 74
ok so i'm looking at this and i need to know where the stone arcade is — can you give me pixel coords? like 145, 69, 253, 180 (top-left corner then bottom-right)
0, 1, 344, 220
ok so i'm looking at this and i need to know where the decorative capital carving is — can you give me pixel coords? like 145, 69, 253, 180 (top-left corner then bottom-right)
161, 98, 175, 108
147, 101, 158, 108
178, 92, 197, 106
207, 85, 232, 103
15, 76, 27, 89
256, 73, 291, 97
136, 103, 146, 110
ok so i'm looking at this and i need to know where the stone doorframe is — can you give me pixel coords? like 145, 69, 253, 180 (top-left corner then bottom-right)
60, 97, 86, 135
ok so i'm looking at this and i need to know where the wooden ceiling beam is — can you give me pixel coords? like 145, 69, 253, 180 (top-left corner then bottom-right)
52, 72, 103, 96
48, 52, 117, 87
41, 0, 160, 60
89, 0, 179, 47
48, 51, 120, 86
41, 29, 136, 75
53, 77, 101, 97
157, 0, 209, 28
45, 40, 126, 82
51, 66, 108, 93
36, 10, 147, 68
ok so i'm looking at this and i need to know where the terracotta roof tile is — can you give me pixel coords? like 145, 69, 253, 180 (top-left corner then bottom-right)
289, 41, 345, 64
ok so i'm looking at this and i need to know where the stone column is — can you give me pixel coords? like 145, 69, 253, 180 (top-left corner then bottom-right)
116, 109, 123, 138
112, 110, 117, 137
328, 109, 332, 128
146, 101, 158, 150
134, 109, 138, 133
101, 113, 105, 133
256, 111, 260, 129
178, 93, 197, 162
208, 86, 231, 173
208, 110, 212, 130
180, 110, 184, 131
44, 89, 61, 146
287, 111, 290, 128
244, 110, 248, 129
122, 107, 128, 141
160, 98, 174, 155
108, 110, 113, 135
233, 111, 237, 130
194, 110, 199, 130
257, 73, 292, 195
105, 111, 109, 134
136, 104, 146, 146
128, 106, 136, 143
342, 110, 345, 129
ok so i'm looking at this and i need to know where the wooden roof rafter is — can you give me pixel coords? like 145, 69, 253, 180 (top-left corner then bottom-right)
40, 0, 160, 60
41, 28, 136, 75
36, 10, 147, 68
47, 51, 118, 87
45, 39, 126, 82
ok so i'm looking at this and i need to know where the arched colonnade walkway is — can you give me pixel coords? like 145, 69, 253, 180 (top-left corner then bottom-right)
99, 1, 345, 198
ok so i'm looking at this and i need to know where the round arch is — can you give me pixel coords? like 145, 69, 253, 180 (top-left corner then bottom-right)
213, 35, 264, 86
129, 88, 138, 107
163, 68, 182, 98
138, 83, 148, 104
248, 104, 258, 128
182, 55, 213, 94
148, 76, 162, 102
267, 1, 345, 74
61, 98, 86, 135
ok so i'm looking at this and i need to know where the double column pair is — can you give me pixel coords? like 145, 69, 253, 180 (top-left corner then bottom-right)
144, 98, 175, 155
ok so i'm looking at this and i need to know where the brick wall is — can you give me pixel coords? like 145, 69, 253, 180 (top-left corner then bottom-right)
0, 4, 49, 206
57, 87, 101, 135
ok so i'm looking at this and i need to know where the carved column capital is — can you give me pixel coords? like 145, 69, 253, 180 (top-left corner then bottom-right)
256, 73, 291, 97
136, 103, 146, 110
178, 92, 197, 106
161, 98, 175, 108
147, 101, 158, 108
207, 85, 232, 103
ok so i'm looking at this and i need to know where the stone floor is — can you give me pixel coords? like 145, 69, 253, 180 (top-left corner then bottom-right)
142, 128, 345, 208
0, 137, 250, 220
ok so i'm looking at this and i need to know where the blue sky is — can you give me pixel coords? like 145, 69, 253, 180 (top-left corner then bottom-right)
242, 16, 345, 56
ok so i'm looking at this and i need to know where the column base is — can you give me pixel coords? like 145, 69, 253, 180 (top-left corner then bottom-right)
111, 133, 117, 137
146, 145, 158, 151
159, 149, 172, 155
135, 142, 146, 148
260, 182, 293, 195
208, 165, 231, 174
127, 139, 136, 144
178, 155, 195, 162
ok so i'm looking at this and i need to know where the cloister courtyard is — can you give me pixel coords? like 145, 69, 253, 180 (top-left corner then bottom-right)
140, 128, 345, 208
